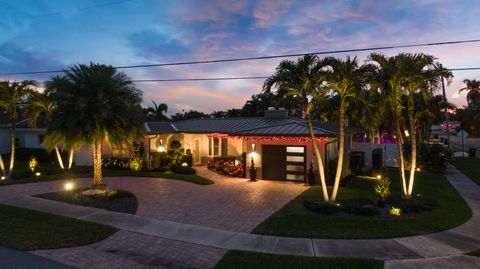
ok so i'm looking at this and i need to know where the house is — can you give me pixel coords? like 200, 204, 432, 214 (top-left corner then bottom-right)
0, 113, 46, 154
145, 108, 360, 182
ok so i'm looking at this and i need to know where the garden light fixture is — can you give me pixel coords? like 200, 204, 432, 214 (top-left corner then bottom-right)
376, 174, 382, 180
0, 176, 5, 180
35, 172, 41, 177
64, 182, 74, 191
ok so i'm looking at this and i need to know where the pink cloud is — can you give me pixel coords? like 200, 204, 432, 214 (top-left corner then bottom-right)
252, 0, 294, 29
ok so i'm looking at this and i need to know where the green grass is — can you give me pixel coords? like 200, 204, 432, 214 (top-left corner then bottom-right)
0, 204, 117, 250
214, 250, 383, 269
0, 162, 214, 186
253, 169, 471, 239
450, 157, 480, 186
467, 250, 480, 257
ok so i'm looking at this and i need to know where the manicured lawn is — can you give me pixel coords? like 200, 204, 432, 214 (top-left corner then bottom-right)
0, 204, 117, 250
450, 157, 480, 186
214, 250, 384, 269
253, 169, 471, 239
0, 163, 214, 186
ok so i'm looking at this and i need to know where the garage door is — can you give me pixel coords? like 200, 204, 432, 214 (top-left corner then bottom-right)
262, 145, 306, 182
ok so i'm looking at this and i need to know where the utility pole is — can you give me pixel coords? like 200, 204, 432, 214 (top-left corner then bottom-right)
440, 64, 451, 150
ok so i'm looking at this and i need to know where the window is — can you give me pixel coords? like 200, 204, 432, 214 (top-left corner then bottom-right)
221, 138, 228, 156
213, 138, 220, 156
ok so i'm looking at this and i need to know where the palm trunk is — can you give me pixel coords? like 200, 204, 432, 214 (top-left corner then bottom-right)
68, 148, 74, 170
305, 103, 329, 201
93, 140, 104, 188
376, 129, 381, 144
0, 154, 5, 177
407, 94, 416, 198
369, 129, 375, 143
395, 109, 408, 196
55, 146, 65, 170
331, 99, 345, 201
8, 115, 16, 178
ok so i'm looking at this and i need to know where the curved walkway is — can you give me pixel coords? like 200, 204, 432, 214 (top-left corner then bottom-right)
1, 165, 480, 268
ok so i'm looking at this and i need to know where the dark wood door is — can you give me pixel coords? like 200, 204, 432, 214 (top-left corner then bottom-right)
262, 145, 286, 180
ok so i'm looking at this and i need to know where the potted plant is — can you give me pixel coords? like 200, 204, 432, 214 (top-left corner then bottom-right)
249, 157, 257, 181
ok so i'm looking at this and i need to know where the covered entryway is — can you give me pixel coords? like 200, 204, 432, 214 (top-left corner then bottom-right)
262, 145, 306, 182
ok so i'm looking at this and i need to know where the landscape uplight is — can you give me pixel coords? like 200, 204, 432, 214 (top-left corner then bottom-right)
0, 176, 5, 180
376, 174, 382, 180
64, 182, 74, 191
35, 172, 41, 177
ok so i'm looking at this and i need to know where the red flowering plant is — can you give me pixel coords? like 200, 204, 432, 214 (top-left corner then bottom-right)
207, 159, 244, 177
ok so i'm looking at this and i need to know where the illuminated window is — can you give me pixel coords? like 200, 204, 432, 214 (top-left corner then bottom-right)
221, 138, 228, 156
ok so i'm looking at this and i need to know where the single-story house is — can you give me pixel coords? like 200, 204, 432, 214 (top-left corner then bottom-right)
144, 108, 360, 182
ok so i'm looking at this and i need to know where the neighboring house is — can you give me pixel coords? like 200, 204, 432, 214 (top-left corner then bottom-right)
145, 108, 360, 182
0, 113, 46, 154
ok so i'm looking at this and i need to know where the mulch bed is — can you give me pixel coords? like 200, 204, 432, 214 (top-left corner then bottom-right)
35, 189, 138, 214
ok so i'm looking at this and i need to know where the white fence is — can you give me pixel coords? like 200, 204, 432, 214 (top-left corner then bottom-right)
351, 142, 399, 168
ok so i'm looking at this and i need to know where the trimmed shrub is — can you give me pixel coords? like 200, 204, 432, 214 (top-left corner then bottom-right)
169, 163, 178, 172
151, 152, 171, 170
418, 143, 447, 172
340, 198, 378, 216
180, 154, 193, 167
103, 157, 130, 170
303, 201, 340, 214
174, 167, 196, 175
207, 159, 244, 177
213, 156, 237, 162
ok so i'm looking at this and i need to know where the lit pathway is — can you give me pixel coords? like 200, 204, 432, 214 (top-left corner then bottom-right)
1, 165, 480, 268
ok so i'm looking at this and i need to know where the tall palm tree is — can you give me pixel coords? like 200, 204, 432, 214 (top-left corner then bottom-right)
322, 56, 367, 201
0, 80, 36, 178
46, 63, 144, 189
264, 54, 330, 201
394, 53, 449, 198
458, 79, 480, 107
366, 53, 409, 195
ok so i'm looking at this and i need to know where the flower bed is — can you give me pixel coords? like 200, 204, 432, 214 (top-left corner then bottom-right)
207, 159, 244, 177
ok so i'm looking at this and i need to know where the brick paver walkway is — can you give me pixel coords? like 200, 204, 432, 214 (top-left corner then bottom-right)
1, 167, 307, 269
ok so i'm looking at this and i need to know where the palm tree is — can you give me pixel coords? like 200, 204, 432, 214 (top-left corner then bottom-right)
23, 91, 76, 170
394, 53, 449, 198
366, 53, 409, 195
458, 79, 480, 107
322, 56, 367, 201
0, 80, 36, 178
146, 100, 168, 120
46, 63, 144, 189
264, 54, 330, 201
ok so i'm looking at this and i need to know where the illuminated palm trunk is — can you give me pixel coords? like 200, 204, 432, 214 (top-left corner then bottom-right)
93, 140, 104, 188
407, 94, 416, 198
306, 105, 329, 201
68, 149, 74, 170
0, 154, 5, 176
331, 99, 345, 201
8, 114, 16, 178
395, 109, 408, 197
54, 146, 65, 170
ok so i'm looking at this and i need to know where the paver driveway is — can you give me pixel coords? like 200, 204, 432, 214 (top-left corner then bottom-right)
2, 167, 307, 269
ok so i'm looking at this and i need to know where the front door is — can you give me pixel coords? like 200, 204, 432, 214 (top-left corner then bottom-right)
194, 139, 201, 165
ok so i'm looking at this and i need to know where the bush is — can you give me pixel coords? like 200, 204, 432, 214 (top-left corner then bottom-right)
213, 156, 237, 162
128, 158, 142, 171
397, 197, 439, 214
303, 201, 340, 214
207, 159, 244, 177
418, 143, 447, 172
174, 167, 196, 175
151, 152, 171, 170
180, 154, 193, 167
374, 177, 391, 201
169, 163, 178, 172
15, 147, 62, 163
340, 198, 378, 216
102, 157, 130, 170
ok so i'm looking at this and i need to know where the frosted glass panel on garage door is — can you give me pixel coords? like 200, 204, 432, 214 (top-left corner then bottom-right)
287, 165, 304, 172
287, 156, 304, 162
286, 174, 304, 181
286, 146, 304, 153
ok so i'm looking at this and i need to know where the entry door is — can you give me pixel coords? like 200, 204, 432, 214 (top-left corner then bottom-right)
194, 139, 201, 165
262, 145, 286, 180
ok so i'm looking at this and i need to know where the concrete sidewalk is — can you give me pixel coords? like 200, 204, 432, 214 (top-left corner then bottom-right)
0, 246, 77, 269
0, 164, 480, 267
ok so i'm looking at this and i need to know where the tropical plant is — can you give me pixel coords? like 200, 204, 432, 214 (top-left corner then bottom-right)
322, 56, 368, 201
146, 100, 168, 120
0, 80, 36, 178
45, 63, 144, 189
458, 79, 480, 107
23, 91, 76, 170
264, 54, 330, 201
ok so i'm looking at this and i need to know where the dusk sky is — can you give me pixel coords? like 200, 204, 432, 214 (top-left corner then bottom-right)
1, 0, 479, 114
